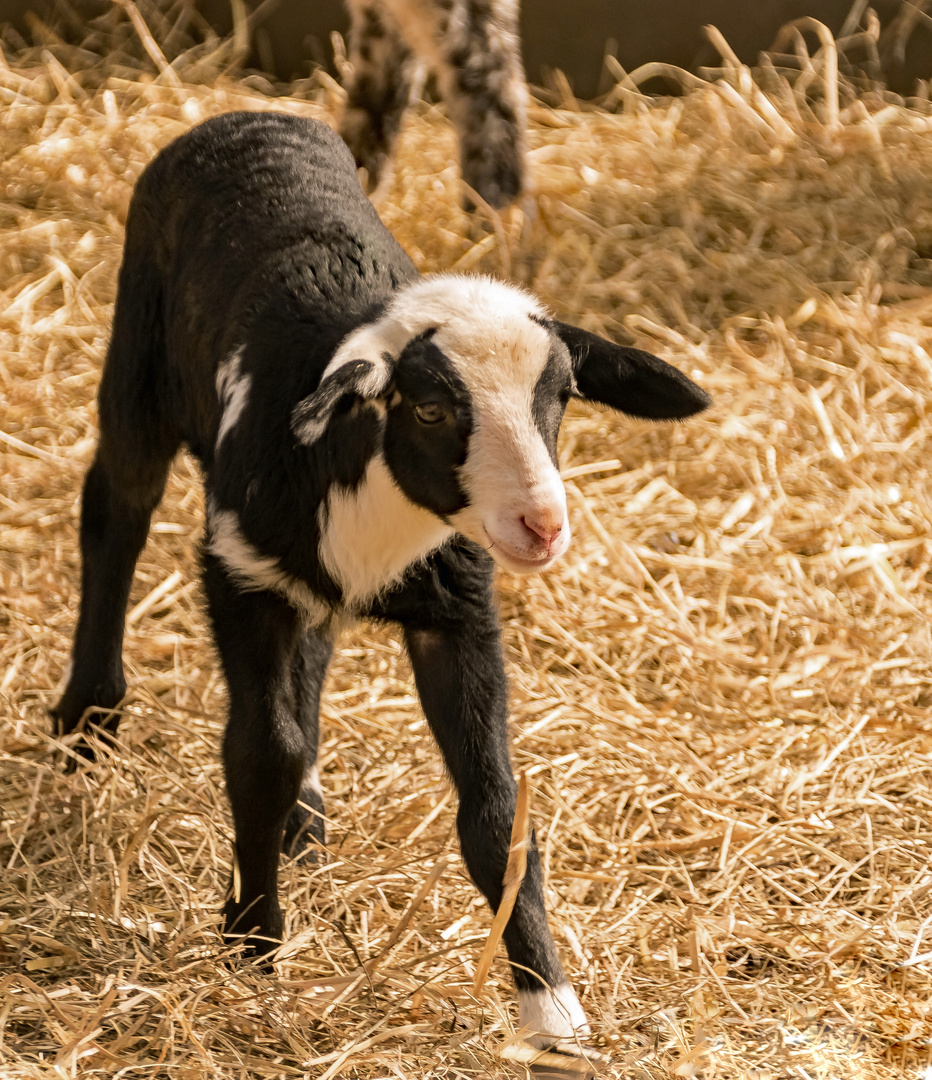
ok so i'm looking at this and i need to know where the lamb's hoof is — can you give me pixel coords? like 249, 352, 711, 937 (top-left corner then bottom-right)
281, 809, 326, 865
220, 899, 282, 973
500, 1038, 609, 1076
283, 836, 325, 866
513, 984, 605, 1073
52, 680, 126, 768
219, 932, 278, 975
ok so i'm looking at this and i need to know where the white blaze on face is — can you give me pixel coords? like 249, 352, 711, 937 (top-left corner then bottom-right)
435, 303, 570, 574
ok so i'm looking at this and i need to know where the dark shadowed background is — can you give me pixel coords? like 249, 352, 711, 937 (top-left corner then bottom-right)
2, 0, 931, 94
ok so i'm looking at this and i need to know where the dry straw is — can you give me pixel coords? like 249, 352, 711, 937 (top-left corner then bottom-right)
2, 3, 932, 1078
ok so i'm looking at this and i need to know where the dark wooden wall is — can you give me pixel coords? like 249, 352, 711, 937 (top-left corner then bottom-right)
2, 0, 930, 95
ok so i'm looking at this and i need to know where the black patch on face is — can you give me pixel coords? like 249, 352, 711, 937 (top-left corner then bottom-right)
318, 400, 382, 491
383, 334, 473, 518
531, 334, 574, 466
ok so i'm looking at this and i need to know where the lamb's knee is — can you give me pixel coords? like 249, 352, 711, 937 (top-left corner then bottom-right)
222, 706, 307, 836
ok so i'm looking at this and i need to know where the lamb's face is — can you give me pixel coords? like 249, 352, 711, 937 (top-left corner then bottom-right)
383, 302, 574, 575
291, 273, 711, 584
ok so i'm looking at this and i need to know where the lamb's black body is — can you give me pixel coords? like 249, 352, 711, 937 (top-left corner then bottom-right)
56, 112, 568, 996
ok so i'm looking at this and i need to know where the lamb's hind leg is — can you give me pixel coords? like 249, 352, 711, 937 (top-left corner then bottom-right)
54, 243, 179, 759
282, 630, 333, 862
54, 449, 173, 756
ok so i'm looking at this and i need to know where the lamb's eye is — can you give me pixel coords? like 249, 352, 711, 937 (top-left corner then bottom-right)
413, 402, 447, 425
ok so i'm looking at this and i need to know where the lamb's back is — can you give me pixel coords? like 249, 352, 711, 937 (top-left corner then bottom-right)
132, 111, 417, 341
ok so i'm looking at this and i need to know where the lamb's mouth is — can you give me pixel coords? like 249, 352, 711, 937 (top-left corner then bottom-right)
483, 529, 559, 574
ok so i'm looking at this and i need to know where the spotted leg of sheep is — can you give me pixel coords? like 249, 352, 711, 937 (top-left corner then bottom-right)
341, 0, 527, 207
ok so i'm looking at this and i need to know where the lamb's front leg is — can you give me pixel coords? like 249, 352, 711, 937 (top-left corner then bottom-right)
201, 550, 305, 956
402, 613, 590, 1050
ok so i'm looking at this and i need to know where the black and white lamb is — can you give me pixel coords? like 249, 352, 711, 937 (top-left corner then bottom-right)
54, 110, 710, 1051
340, 0, 527, 207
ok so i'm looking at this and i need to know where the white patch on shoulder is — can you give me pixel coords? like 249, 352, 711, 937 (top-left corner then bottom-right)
519, 983, 590, 1049
215, 348, 252, 449
207, 500, 331, 625
318, 453, 452, 607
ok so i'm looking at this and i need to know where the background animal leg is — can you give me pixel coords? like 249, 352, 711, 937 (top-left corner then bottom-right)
434, 0, 527, 207
341, 0, 422, 191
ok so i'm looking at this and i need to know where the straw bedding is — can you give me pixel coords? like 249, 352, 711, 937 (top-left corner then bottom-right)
1, 8, 931, 1078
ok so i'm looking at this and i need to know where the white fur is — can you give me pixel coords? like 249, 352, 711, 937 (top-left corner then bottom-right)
324, 275, 547, 382
322, 321, 407, 386
519, 983, 590, 1048
326, 275, 571, 574
207, 501, 331, 624
318, 453, 453, 606
215, 348, 252, 449
445, 342, 569, 574
305, 762, 323, 799
293, 410, 329, 448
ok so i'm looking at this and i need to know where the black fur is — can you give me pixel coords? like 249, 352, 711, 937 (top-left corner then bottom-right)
553, 320, 713, 421
383, 334, 473, 518
531, 341, 574, 465
54, 112, 709, 1022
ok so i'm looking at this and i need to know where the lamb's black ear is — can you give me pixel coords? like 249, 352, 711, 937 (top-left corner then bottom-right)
292, 358, 391, 445
553, 321, 711, 420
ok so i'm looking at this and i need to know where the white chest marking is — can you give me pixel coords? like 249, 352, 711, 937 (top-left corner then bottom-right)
318, 454, 453, 607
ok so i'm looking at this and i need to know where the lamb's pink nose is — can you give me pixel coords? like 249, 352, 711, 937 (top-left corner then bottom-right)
521, 514, 564, 548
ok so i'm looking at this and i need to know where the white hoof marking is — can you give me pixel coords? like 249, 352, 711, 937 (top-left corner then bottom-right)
518, 983, 590, 1049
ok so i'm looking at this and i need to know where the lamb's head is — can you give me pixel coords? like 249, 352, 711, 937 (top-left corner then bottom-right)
292, 275, 710, 575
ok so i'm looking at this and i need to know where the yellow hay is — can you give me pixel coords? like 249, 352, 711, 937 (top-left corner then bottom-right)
1, 8, 932, 1079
